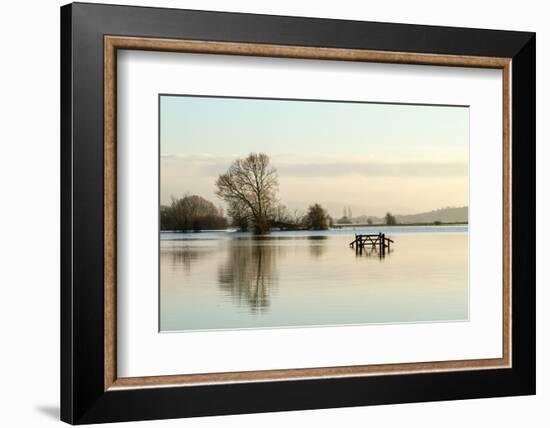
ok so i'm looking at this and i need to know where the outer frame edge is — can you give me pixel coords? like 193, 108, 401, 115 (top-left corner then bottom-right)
510, 33, 536, 395
63, 3, 536, 424
60, 3, 75, 425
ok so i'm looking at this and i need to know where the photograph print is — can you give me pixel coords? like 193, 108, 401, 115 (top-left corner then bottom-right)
159, 95, 469, 332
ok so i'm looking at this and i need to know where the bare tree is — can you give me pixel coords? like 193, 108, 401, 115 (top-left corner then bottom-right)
215, 153, 278, 234
272, 204, 289, 223
227, 199, 250, 231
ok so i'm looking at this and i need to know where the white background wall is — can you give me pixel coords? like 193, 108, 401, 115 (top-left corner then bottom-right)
0, 0, 546, 426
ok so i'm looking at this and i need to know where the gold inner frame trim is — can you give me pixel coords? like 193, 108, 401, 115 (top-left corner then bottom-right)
104, 35, 512, 391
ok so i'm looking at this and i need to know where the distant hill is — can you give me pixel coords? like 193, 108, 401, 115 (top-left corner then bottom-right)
350, 206, 468, 225
394, 206, 468, 224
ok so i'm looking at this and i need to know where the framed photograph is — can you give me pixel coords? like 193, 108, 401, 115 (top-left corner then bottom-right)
61, 2, 535, 424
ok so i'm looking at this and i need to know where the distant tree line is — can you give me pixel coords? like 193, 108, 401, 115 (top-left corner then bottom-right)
164, 153, 466, 233
160, 194, 227, 232
336, 211, 397, 225
335, 207, 469, 226
161, 195, 333, 234
215, 153, 332, 233
163, 153, 376, 234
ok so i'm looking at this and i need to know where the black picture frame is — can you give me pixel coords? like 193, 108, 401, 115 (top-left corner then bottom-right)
61, 2, 535, 424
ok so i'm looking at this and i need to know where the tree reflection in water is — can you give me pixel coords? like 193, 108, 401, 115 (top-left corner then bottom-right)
307, 235, 328, 259
166, 245, 216, 274
217, 238, 281, 313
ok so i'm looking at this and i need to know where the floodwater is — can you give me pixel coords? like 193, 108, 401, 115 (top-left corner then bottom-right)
160, 226, 468, 332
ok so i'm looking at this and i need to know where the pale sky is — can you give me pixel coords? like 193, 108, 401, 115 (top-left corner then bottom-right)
160, 95, 469, 217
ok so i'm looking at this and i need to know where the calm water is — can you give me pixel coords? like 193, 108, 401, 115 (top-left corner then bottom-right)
160, 226, 468, 332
